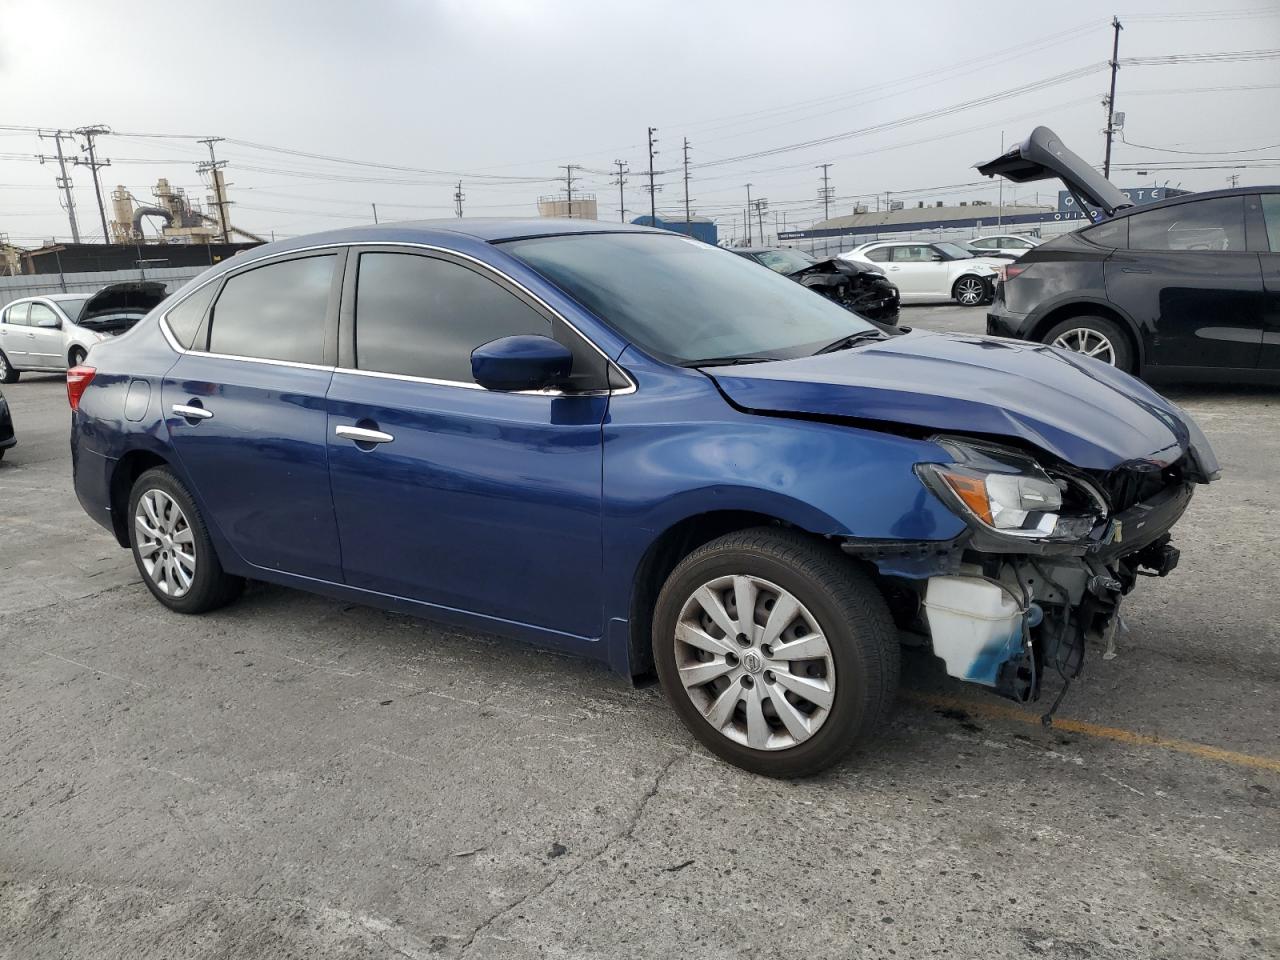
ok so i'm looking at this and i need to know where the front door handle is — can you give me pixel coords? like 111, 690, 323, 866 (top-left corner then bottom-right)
335, 424, 394, 445
1121, 267, 1152, 274
172, 403, 214, 421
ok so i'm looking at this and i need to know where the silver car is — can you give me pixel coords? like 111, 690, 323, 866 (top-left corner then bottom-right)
0, 282, 168, 382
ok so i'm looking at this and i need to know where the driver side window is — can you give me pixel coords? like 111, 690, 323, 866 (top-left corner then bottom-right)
28, 303, 60, 328
896, 245, 934, 263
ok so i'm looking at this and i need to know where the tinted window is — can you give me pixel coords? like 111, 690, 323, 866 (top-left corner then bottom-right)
863, 247, 892, 263
355, 252, 551, 383
1261, 194, 1280, 252
1083, 218, 1128, 249
969, 238, 995, 249
896, 245, 936, 263
1006, 237, 1034, 248
165, 282, 220, 350
1128, 196, 1246, 252
3, 303, 28, 326
209, 255, 334, 363
28, 303, 60, 327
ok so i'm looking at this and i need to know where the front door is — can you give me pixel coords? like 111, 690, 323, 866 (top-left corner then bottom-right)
25, 302, 66, 369
884, 245, 943, 300
326, 248, 609, 641
163, 251, 344, 581
1106, 194, 1264, 369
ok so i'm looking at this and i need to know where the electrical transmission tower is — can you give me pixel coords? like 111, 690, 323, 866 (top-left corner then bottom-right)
816, 163, 834, 222
612, 160, 629, 222
197, 137, 231, 242
36, 130, 81, 243
73, 125, 112, 243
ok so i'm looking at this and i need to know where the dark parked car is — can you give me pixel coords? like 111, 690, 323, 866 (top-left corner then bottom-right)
730, 246, 900, 324
70, 219, 1217, 777
980, 126, 1280, 378
0, 385, 14, 460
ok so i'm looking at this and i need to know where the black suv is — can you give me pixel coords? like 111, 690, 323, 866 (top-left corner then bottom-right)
980, 127, 1280, 379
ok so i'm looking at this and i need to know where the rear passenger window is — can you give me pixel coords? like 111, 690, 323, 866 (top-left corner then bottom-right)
208, 255, 334, 363
1083, 218, 1128, 249
1261, 194, 1280, 252
1128, 196, 1246, 252
165, 282, 219, 350
3, 303, 28, 325
354, 252, 551, 383
863, 248, 892, 263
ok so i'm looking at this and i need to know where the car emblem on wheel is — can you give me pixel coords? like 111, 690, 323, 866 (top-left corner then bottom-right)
742, 650, 764, 674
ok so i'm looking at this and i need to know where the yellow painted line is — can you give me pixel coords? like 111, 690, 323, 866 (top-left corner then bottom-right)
902, 689, 1280, 775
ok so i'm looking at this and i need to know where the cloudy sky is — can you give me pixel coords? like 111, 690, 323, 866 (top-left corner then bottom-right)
1, 0, 1277, 246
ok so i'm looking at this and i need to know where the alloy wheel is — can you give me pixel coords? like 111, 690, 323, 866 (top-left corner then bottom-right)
133, 488, 197, 598
1051, 327, 1116, 365
955, 277, 985, 305
674, 574, 835, 751
0, 353, 8, 379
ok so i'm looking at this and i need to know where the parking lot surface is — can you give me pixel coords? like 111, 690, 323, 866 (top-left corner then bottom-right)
1, 304, 1277, 959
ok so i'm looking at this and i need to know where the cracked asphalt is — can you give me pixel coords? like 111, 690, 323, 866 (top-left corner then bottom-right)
1, 305, 1277, 959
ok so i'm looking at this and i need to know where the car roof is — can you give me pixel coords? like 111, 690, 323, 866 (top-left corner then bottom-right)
6, 293, 87, 304
1107, 185, 1280, 221
375, 217, 662, 242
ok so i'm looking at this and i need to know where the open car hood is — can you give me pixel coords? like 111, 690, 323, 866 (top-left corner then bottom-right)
976, 126, 1132, 221
704, 329, 1219, 476
78, 281, 169, 328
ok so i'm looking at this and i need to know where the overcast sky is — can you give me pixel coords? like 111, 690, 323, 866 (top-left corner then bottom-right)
2, 0, 1277, 246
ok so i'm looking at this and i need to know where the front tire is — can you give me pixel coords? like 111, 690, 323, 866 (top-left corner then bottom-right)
952, 274, 988, 306
0, 351, 18, 383
653, 528, 899, 778
1042, 315, 1134, 372
128, 467, 243, 614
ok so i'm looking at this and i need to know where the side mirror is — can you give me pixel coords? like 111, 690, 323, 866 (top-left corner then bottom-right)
33, 315, 61, 329
930, 254, 945, 262
471, 335, 572, 392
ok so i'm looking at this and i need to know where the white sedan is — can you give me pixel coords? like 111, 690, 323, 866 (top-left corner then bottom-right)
968, 234, 1042, 258
839, 241, 1004, 306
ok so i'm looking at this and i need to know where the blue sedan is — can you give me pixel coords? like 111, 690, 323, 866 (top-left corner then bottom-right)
69, 219, 1218, 777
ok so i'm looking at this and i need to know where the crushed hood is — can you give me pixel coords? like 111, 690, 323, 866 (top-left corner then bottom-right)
705, 329, 1219, 475
79, 281, 169, 327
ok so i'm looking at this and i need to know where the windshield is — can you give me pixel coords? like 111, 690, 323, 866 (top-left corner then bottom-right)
55, 296, 91, 322
934, 242, 977, 260
504, 233, 876, 364
754, 248, 817, 274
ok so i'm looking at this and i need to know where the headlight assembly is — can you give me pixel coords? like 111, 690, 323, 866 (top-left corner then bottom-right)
917, 437, 1107, 543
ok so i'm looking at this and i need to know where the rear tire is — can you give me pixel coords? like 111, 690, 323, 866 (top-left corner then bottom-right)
653, 527, 899, 778
0, 351, 18, 383
128, 466, 244, 614
952, 274, 988, 306
1042, 315, 1134, 373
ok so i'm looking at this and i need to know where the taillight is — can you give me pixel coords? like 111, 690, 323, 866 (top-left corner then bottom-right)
67, 365, 96, 411
1000, 263, 1029, 283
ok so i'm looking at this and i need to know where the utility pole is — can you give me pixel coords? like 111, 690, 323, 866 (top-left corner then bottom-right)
1103, 16, 1123, 180
682, 138, 692, 227
371, 203, 379, 224
816, 163, 833, 222
612, 160, 629, 222
744, 183, 754, 246
198, 137, 231, 243
1228, 174, 1240, 188
561, 164, 576, 218
454, 181, 465, 217
36, 130, 81, 243
646, 127, 659, 223
753, 198, 768, 247
73, 125, 111, 243
998, 131, 1004, 227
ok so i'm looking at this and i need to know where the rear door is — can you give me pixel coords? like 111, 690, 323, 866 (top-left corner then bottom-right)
162, 251, 345, 581
1104, 195, 1263, 370
25, 302, 66, 369
1258, 193, 1280, 369
0, 302, 29, 365
325, 247, 610, 640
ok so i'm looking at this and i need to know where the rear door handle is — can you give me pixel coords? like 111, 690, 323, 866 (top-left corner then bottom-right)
335, 424, 394, 445
1121, 267, 1152, 274
172, 403, 213, 420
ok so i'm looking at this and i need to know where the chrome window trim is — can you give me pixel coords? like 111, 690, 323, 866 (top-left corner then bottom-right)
156, 240, 637, 396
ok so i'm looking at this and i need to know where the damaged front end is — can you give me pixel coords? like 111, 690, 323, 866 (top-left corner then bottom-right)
843, 434, 1216, 718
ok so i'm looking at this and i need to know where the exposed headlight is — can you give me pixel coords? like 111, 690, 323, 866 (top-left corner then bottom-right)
917, 438, 1106, 542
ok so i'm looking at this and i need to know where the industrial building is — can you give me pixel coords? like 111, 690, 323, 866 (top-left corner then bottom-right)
537, 196, 599, 219
631, 214, 718, 245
